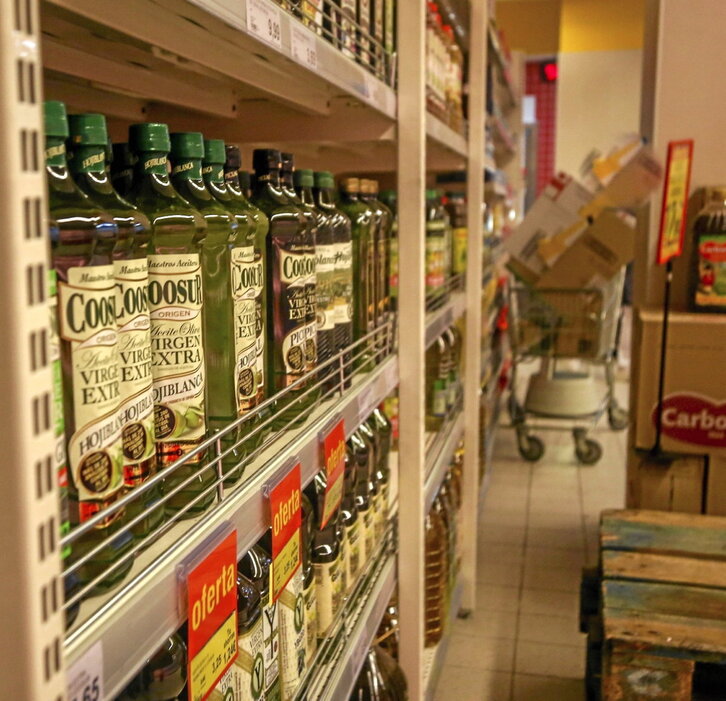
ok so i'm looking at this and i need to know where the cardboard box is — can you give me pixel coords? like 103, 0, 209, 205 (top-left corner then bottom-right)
635, 309, 726, 454
627, 449, 705, 513
706, 455, 726, 516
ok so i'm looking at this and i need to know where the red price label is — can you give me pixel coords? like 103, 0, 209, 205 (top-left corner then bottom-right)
269, 463, 302, 603
320, 418, 346, 529
186, 529, 238, 701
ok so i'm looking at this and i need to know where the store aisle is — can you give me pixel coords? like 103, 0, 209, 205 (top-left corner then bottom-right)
434, 378, 628, 701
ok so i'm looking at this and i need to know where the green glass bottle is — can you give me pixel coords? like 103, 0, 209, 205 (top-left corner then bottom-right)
338, 178, 375, 370
301, 493, 318, 665
348, 430, 374, 567
281, 153, 318, 383
45, 101, 133, 594
225, 146, 270, 413
295, 168, 336, 387
425, 189, 449, 302
425, 335, 450, 431
126, 123, 211, 518
340, 446, 360, 591
368, 407, 392, 528
379, 189, 398, 312
251, 150, 310, 429
67, 113, 161, 541
110, 142, 136, 198
358, 420, 384, 543
314, 171, 354, 382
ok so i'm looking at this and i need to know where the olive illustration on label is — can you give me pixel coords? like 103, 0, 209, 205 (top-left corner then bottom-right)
287, 345, 304, 371
316, 310, 325, 329
79, 450, 114, 494
184, 406, 204, 430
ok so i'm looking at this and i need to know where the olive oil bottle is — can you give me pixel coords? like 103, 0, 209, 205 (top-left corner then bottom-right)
110, 142, 135, 198
341, 446, 361, 590
251, 150, 310, 430
126, 123, 210, 518
67, 113, 161, 541
424, 505, 446, 648
425, 335, 450, 431
278, 565, 306, 701
358, 420, 384, 542
46, 100, 133, 594
301, 493, 318, 665
117, 633, 188, 700
379, 189, 398, 312
369, 406, 392, 520
348, 430, 374, 565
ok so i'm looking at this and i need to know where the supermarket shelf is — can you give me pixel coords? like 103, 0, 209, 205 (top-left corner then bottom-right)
315, 552, 397, 701
488, 115, 516, 164
64, 355, 399, 699
487, 23, 518, 111
426, 112, 468, 159
422, 579, 464, 700
425, 290, 467, 347
424, 410, 464, 512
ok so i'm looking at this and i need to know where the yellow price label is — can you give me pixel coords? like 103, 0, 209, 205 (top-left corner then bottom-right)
189, 611, 238, 701
272, 528, 300, 603
657, 140, 693, 265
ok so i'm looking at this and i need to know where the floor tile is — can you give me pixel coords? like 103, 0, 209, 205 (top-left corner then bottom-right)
525, 526, 585, 551
524, 546, 585, 570
476, 541, 525, 564
453, 607, 519, 639
477, 559, 523, 586
434, 666, 513, 701
447, 633, 517, 671
515, 639, 585, 678
480, 507, 529, 528
522, 563, 583, 593
479, 524, 527, 546
512, 673, 585, 701
518, 613, 584, 647
526, 510, 584, 531
475, 584, 521, 613
519, 587, 580, 618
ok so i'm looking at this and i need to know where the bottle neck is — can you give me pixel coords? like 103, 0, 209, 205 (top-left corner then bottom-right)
68, 144, 106, 176
254, 171, 282, 191
171, 157, 203, 181
297, 185, 315, 207
224, 169, 241, 191
45, 136, 67, 169
202, 163, 225, 186
136, 151, 170, 177
315, 186, 336, 208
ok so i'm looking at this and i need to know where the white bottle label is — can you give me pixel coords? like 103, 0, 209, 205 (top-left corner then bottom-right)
231, 245, 259, 412
262, 600, 280, 697
334, 240, 353, 325
314, 556, 343, 637
303, 578, 317, 665
278, 569, 306, 700
345, 520, 361, 588
211, 616, 265, 700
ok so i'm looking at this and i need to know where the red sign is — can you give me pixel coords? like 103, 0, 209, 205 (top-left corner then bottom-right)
320, 418, 346, 529
656, 140, 694, 265
269, 463, 302, 602
186, 529, 238, 701
652, 393, 726, 448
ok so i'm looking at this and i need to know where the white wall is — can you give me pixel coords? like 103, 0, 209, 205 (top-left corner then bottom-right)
555, 49, 643, 175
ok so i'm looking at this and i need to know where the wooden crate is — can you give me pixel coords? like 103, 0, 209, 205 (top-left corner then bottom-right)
596, 509, 726, 700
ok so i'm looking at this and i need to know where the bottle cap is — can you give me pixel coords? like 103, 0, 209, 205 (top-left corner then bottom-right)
280, 152, 295, 173
360, 179, 371, 194
314, 171, 335, 189
170, 132, 205, 159
112, 142, 134, 166
129, 123, 171, 153
293, 168, 314, 188
44, 101, 69, 139
253, 148, 282, 174
203, 138, 226, 165
67, 113, 107, 146
224, 144, 242, 171
341, 177, 360, 194
425, 188, 439, 199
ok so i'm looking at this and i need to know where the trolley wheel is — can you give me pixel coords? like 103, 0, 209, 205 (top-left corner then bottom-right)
608, 406, 629, 431
518, 435, 545, 462
575, 438, 603, 465
508, 395, 525, 423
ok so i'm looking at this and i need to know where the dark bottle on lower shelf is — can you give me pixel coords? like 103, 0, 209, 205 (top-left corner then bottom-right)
357, 422, 384, 543
340, 446, 360, 592
301, 492, 318, 665
350, 646, 409, 701
348, 430, 375, 566
116, 633, 188, 700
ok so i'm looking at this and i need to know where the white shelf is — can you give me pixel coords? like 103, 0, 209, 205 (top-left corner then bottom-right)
64, 356, 399, 699
424, 410, 465, 512
425, 290, 467, 348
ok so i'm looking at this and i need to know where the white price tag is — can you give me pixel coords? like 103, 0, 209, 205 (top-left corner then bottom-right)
291, 25, 317, 71
246, 0, 282, 49
67, 642, 103, 701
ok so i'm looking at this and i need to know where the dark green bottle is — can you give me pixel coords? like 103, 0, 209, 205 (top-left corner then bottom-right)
110, 142, 136, 198
116, 633, 187, 700
338, 178, 375, 370
367, 408, 392, 537
251, 150, 310, 429
45, 100, 133, 595
348, 431, 374, 568
379, 190, 398, 312
358, 421, 384, 543
301, 493, 318, 665
341, 446, 360, 591
126, 123, 211, 519
67, 113, 161, 541
314, 171, 354, 382
295, 168, 336, 386
280, 153, 318, 383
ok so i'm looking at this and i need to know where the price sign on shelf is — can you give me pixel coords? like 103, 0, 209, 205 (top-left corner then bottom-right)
184, 528, 238, 701
319, 417, 346, 529
246, 0, 282, 49
291, 25, 317, 71
269, 462, 302, 602
67, 641, 103, 701
656, 139, 694, 265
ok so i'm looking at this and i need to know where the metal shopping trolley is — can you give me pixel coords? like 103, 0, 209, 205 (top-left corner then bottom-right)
506, 269, 628, 464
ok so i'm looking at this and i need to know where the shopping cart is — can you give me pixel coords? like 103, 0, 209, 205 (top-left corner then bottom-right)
506, 269, 628, 464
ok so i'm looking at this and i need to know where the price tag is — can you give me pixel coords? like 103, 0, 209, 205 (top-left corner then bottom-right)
67, 642, 103, 701
185, 529, 238, 701
246, 0, 282, 49
291, 25, 317, 71
656, 139, 694, 265
269, 463, 302, 602
319, 417, 346, 529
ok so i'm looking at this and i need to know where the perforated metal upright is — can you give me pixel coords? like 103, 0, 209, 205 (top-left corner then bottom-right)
0, 0, 66, 699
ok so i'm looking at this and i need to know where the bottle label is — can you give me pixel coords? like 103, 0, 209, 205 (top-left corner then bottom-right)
114, 258, 155, 486
254, 248, 266, 401
278, 569, 306, 701
425, 222, 447, 292
432, 379, 448, 417
231, 246, 259, 413
147, 254, 206, 466
373, 490, 386, 541
696, 235, 726, 308
302, 579, 317, 665
304, 248, 317, 372
334, 240, 354, 326
344, 519, 361, 587
315, 243, 337, 333
263, 601, 281, 700
59, 265, 123, 522
314, 556, 343, 637
362, 506, 374, 564
211, 615, 265, 701
452, 226, 467, 275
339, 0, 356, 57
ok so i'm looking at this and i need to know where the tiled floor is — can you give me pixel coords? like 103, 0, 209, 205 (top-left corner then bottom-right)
434, 369, 629, 701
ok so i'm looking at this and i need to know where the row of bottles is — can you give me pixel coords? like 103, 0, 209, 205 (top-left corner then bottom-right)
114, 400, 395, 701
45, 101, 396, 603
425, 323, 463, 432
425, 2, 465, 133
424, 444, 464, 648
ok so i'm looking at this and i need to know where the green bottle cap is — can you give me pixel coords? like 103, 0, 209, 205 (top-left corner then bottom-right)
170, 132, 204, 159
203, 139, 226, 165
67, 113, 107, 146
44, 101, 69, 139
425, 188, 439, 199
380, 189, 397, 201
293, 168, 314, 188
129, 123, 171, 152
314, 170, 334, 189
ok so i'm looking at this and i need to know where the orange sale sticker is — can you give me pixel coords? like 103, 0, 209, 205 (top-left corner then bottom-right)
320, 417, 346, 529
269, 463, 302, 602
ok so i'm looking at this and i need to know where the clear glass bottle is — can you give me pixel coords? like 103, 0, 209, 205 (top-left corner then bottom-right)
444, 325, 461, 411
68, 113, 161, 541
359, 419, 385, 541
126, 123, 210, 518
46, 101, 133, 594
